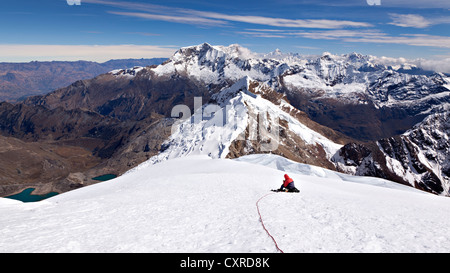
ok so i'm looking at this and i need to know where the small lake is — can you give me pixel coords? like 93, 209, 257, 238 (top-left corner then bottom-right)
5, 188, 59, 203
92, 174, 117, 181
4, 174, 117, 203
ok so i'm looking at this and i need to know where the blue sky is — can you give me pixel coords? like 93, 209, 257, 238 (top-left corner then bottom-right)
0, 0, 449, 63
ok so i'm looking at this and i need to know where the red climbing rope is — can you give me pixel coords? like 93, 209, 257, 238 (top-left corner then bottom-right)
256, 193, 285, 253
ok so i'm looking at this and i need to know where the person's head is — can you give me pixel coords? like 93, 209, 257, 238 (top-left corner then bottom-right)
284, 174, 290, 180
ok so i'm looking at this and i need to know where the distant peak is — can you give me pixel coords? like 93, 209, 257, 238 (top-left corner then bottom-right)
178, 42, 213, 53
172, 43, 256, 61
198, 42, 213, 50
268, 48, 283, 56
181, 42, 212, 49
347, 52, 364, 59
319, 52, 335, 62
219, 44, 255, 59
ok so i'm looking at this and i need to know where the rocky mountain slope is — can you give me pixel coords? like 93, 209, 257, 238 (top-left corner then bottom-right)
0, 99, 172, 196
0, 135, 100, 196
333, 108, 449, 195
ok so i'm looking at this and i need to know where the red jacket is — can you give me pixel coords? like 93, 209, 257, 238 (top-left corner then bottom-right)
282, 174, 294, 188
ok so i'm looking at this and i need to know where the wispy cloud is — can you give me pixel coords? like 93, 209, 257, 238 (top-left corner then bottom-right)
388, 13, 450, 28
388, 14, 432, 28
344, 34, 450, 48
239, 29, 385, 40
237, 32, 288, 38
240, 28, 450, 49
278, 0, 450, 9
81, 0, 450, 54
188, 10, 373, 29
85, 0, 372, 29
293, 29, 386, 40
108, 11, 228, 27
0, 44, 177, 62
294, 45, 322, 50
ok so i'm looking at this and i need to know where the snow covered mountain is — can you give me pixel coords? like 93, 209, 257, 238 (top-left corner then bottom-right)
31, 42, 449, 141
135, 76, 347, 171
147, 43, 450, 140
153, 43, 449, 110
153, 43, 289, 85
140, 43, 450, 195
2, 154, 450, 253
333, 107, 450, 196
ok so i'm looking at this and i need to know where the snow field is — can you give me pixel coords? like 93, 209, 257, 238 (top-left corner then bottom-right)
1, 155, 450, 253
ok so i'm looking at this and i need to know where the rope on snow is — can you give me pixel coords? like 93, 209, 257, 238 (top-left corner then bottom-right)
256, 193, 285, 253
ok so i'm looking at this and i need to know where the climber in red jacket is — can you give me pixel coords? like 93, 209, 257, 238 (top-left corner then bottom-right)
277, 174, 300, 193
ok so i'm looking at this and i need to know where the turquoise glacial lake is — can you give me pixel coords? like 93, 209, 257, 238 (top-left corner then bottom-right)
5, 174, 117, 202
92, 174, 117, 181
5, 188, 59, 203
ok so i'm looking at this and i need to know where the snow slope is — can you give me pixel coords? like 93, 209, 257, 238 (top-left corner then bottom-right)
1, 154, 450, 253
137, 77, 342, 168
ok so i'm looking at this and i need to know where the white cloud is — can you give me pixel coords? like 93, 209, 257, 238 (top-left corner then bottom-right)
388, 14, 432, 28
237, 31, 288, 38
241, 28, 450, 50
372, 55, 450, 74
85, 0, 372, 29
344, 34, 450, 49
388, 13, 450, 28
0, 44, 177, 62
189, 10, 372, 29
292, 29, 386, 40
108, 11, 228, 27
415, 57, 450, 74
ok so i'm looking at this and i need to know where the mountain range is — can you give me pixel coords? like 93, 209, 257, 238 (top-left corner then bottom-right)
0, 43, 449, 197
0, 58, 167, 102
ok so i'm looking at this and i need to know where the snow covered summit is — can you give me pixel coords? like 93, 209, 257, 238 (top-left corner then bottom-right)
153, 42, 289, 84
